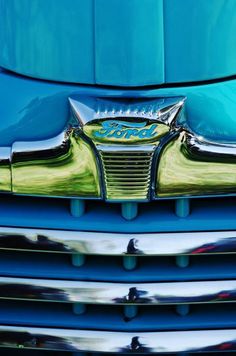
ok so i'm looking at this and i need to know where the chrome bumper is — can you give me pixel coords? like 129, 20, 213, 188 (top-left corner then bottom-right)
0, 326, 236, 353
1, 226, 236, 353
0, 276, 236, 305
0, 226, 236, 255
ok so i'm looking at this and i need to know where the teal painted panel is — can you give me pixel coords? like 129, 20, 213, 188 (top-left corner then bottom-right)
1, 70, 236, 145
164, 0, 236, 83
1, 0, 236, 85
0, 0, 95, 83
95, 0, 164, 86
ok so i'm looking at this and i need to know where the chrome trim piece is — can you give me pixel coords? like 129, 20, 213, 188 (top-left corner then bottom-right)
69, 96, 185, 126
2, 94, 236, 200
1, 326, 236, 352
12, 126, 101, 198
0, 147, 11, 192
77, 96, 185, 201
1, 276, 236, 305
0, 95, 187, 201
98, 145, 155, 200
157, 132, 236, 197
97, 144, 157, 152
0, 226, 236, 255
185, 132, 236, 160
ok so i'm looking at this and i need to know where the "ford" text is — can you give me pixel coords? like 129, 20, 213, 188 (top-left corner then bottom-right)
94, 120, 158, 139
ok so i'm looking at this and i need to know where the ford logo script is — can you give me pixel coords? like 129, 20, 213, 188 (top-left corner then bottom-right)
94, 120, 158, 139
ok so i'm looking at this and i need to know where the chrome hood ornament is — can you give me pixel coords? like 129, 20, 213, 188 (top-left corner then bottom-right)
0, 95, 236, 201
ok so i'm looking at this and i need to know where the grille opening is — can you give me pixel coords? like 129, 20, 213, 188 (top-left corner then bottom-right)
1, 250, 236, 282
0, 194, 236, 233
1, 195, 236, 353
1, 300, 236, 331
99, 150, 155, 201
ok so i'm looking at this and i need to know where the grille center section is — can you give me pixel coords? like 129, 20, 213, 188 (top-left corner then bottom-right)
98, 146, 155, 201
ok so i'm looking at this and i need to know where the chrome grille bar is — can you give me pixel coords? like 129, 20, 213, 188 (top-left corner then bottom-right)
98, 146, 155, 200
0, 277, 236, 305
0, 226, 235, 255
0, 326, 236, 352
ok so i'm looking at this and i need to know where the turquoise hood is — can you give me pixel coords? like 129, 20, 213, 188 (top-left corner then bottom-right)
0, 0, 236, 86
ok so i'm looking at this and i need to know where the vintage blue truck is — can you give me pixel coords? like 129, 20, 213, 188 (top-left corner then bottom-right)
0, 0, 236, 354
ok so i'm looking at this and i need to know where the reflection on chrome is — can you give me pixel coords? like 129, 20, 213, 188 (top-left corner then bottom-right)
1, 276, 236, 305
1, 226, 236, 255
12, 125, 101, 198
185, 132, 236, 161
157, 131, 236, 197
1, 95, 236, 200
0, 147, 11, 192
1, 326, 236, 352
0, 96, 187, 201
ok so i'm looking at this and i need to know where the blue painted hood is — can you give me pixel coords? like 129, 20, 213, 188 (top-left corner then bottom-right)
0, 0, 236, 86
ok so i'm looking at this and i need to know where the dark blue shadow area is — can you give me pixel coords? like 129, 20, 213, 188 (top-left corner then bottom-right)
0, 251, 236, 282
1, 300, 236, 332
0, 195, 236, 233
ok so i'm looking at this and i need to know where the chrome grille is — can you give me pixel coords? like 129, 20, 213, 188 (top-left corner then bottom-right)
0, 195, 236, 354
98, 146, 155, 201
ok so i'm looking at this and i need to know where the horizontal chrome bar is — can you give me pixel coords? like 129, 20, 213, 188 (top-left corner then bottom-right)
0, 226, 236, 255
97, 144, 156, 152
0, 325, 236, 352
185, 132, 236, 160
1, 276, 236, 305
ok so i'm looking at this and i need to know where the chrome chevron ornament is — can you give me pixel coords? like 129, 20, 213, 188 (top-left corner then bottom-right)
1, 95, 236, 200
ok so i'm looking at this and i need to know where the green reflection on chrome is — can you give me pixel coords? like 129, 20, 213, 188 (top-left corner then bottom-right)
12, 130, 101, 198
0, 148, 11, 192
157, 132, 236, 197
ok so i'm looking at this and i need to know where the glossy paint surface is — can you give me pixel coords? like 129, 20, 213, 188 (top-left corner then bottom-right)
0, 0, 95, 83
1, 70, 236, 145
164, 0, 236, 82
0, 0, 236, 85
95, 0, 164, 86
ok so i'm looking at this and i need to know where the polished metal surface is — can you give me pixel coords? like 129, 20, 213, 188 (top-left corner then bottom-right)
0, 96, 186, 201
0, 226, 236, 255
1, 276, 236, 305
1, 325, 236, 352
185, 132, 236, 161
157, 132, 236, 197
2, 94, 236, 200
69, 96, 185, 127
71, 96, 185, 200
0, 147, 11, 192
98, 145, 155, 200
12, 126, 101, 198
